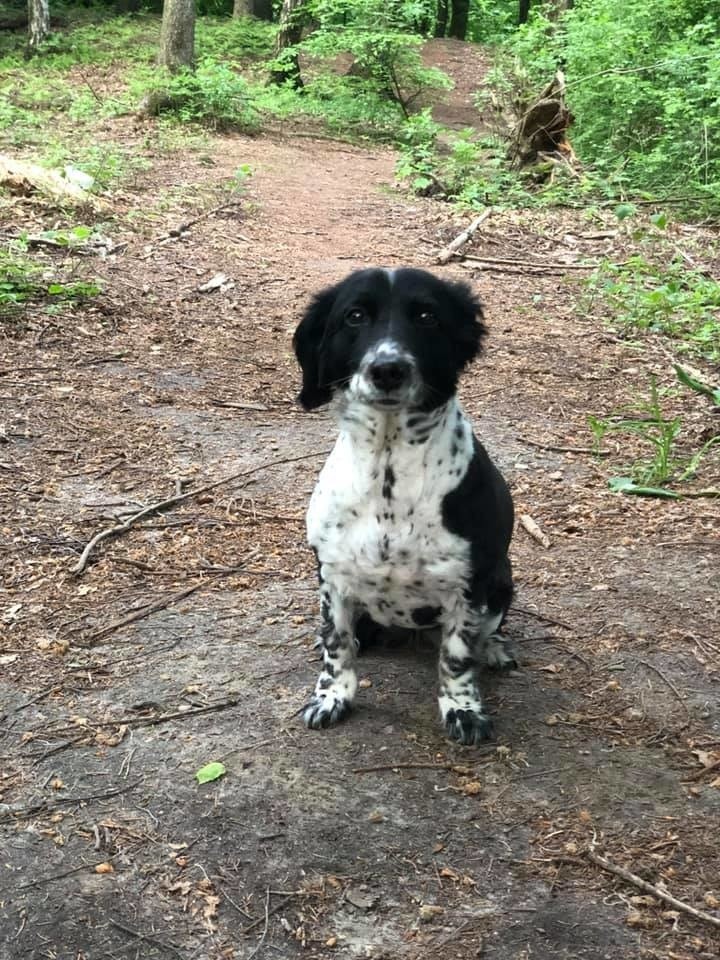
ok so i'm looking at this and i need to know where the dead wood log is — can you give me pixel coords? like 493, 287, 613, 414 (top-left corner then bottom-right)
511, 70, 578, 173
436, 209, 492, 264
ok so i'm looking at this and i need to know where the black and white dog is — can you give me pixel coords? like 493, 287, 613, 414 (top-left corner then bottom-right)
293, 267, 514, 745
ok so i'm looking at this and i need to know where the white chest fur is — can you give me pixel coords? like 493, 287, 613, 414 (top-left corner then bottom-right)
307, 399, 474, 629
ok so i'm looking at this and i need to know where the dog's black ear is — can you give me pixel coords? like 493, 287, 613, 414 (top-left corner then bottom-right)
447, 279, 487, 366
293, 286, 337, 410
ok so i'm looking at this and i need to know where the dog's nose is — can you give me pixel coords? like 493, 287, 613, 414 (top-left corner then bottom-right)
368, 358, 411, 392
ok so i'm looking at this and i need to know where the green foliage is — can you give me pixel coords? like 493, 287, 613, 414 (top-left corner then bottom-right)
287, 0, 451, 119
196, 15, 276, 61
674, 364, 720, 406
589, 377, 719, 492
467, 1, 516, 44
584, 257, 720, 363
0, 245, 100, 319
195, 761, 226, 784
396, 111, 531, 206
133, 61, 260, 130
502, 0, 720, 199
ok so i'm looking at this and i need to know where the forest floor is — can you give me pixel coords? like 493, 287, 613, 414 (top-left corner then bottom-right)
1, 38, 720, 960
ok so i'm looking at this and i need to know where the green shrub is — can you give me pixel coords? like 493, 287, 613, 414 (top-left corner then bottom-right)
288, 0, 451, 119
502, 0, 720, 198
132, 61, 260, 130
584, 256, 720, 363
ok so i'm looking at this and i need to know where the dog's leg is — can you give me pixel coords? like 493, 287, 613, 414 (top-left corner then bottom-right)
438, 607, 505, 745
303, 587, 358, 729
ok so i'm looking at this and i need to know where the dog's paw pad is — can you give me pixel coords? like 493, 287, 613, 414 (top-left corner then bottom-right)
303, 692, 352, 730
484, 634, 517, 671
444, 707, 493, 745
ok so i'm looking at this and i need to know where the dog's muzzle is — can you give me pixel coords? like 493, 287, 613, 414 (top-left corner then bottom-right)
357, 342, 417, 407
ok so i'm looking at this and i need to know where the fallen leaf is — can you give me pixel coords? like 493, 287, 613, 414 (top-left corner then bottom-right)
345, 887, 378, 911
368, 810, 384, 823
195, 762, 226, 784
325, 936, 338, 947
460, 781, 482, 796
626, 911, 653, 928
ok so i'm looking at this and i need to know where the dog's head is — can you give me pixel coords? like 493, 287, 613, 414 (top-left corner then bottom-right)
293, 268, 486, 411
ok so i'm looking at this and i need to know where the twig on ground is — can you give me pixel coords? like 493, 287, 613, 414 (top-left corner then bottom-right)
51, 697, 244, 734
634, 658, 689, 714
71, 449, 329, 575
247, 887, 271, 960
355, 762, 457, 774
78, 582, 206, 646
512, 606, 573, 631
463, 254, 597, 271
353, 757, 493, 774
108, 918, 184, 957
141, 200, 245, 254
6, 779, 143, 827
243, 891, 295, 937
519, 513, 552, 549
437, 209, 492, 264
519, 435, 609, 456
220, 887, 254, 920
19, 856, 118, 890
682, 757, 720, 782
587, 842, 720, 930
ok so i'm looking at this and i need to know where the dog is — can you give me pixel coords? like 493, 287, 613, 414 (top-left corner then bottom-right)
293, 267, 515, 744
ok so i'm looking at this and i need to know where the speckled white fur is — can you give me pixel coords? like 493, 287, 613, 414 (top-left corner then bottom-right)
303, 383, 510, 736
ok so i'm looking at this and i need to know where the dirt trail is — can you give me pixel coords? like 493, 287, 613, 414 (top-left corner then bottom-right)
2, 45, 720, 960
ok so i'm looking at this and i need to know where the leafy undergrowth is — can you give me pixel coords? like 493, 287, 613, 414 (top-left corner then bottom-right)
0, 239, 101, 325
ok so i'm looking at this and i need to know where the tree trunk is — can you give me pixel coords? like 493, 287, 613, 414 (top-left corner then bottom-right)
434, 0, 448, 38
253, 0, 273, 20
518, 0, 531, 25
233, 0, 253, 15
270, 0, 304, 88
158, 0, 195, 73
448, 0, 469, 40
27, 0, 50, 54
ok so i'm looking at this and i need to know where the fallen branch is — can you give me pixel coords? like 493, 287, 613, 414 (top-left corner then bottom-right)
77, 582, 206, 646
353, 761, 487, 775
141, 200, 245, 256
519, 513, 551, 549
436, 209, 492, 264
587, 843, 720, 930
682, 756, 720, 782
513, 606, 573, 630
463, 254, 597, 271
520, 435, 609, 456
71, 449, 329, 575
3, 779, 143, 826
108, 919, 183, 958
634, 657, 689, 714
242, 893, 296, 936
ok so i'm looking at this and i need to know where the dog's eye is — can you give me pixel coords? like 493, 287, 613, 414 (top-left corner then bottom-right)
345, 308, 368, 326
417, 310, 438, 327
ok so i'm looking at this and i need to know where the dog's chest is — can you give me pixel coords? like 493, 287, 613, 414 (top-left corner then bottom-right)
308, 426, 472, 627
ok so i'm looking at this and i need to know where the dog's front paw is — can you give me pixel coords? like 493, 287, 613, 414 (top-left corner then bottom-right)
483, 634, 517, 671
443, 706, 493, 745
303, 690, 352, 729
